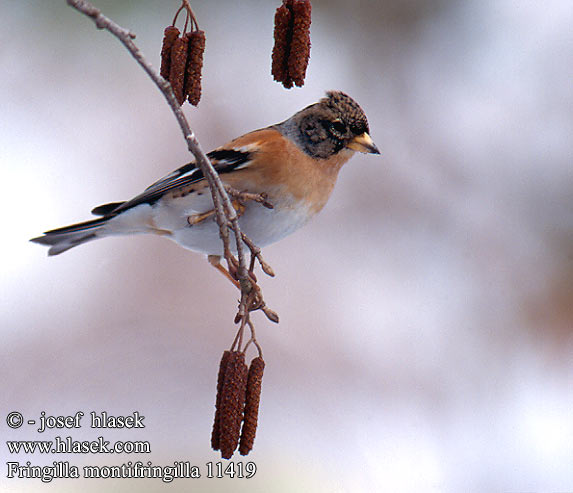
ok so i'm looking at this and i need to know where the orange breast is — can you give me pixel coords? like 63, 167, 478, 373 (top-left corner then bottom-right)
220, 128, 354, 215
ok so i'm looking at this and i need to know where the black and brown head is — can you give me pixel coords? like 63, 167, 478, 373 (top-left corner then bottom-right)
278, 90, 380, 159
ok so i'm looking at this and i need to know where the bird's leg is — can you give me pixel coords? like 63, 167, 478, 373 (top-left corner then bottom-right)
191, 201, 246, 283
208, 253, 258, 286
224, 186, 274, 209
200, 201, 261, 289
187, 200, 246, 227
208, 255, 240, 289
187, 209, 215, 226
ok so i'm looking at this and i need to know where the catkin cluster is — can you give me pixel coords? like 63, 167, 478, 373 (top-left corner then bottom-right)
272, 0, 312, 88
212, 351, 265, 459
160, 25, 205, 106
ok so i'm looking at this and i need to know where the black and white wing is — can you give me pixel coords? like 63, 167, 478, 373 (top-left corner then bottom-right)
91, 148, 253, 217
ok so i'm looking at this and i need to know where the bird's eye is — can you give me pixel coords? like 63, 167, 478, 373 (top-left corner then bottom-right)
350, 122, 365, 135
330, 120, 347, 134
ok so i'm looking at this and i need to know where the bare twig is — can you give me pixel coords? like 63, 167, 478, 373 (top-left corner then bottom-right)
245, 319, 264, 358
225, 186, 274, 210
180, 0, 199, 31
241, 232, 275, 277
66, 0, 252, 296
66, 0, 276, 460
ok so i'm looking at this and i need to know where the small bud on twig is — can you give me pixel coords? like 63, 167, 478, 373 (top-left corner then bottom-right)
241, 232, 275, 277
261, 304, 280, 324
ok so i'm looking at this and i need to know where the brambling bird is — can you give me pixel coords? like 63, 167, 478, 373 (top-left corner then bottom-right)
31, 91, 379, 264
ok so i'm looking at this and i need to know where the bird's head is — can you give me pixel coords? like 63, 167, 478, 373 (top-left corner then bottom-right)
280, 90, 380, 159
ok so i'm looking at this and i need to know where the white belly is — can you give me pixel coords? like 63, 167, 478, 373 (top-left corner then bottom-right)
150, 191, 313, 255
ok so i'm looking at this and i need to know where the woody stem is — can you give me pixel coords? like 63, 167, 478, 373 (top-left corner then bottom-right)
66, 0, 251, 300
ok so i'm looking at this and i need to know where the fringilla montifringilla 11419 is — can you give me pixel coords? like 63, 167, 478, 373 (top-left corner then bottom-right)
31, 91, 379, 259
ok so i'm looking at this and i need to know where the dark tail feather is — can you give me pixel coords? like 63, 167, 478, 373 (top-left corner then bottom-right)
30, 217, 109, 256
91, 201, 126, 216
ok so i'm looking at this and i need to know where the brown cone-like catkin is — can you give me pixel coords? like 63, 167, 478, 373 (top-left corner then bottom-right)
169, 35, 189, 106
272, 0, 312, 89
218, 351, 248, 459
211, 350, 231, 451
288, 0, 311, 87
239, 357, 265, 455
271, 1, 294, 88
160, 26, 180, 80
184, 30, 205, 106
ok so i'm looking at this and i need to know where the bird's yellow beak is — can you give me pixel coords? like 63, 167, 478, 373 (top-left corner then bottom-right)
347, 132, 380, 154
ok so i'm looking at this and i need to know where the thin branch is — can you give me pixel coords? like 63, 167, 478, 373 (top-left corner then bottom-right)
66, 1, 276, 459
66, 0, 251, 288
241, 232, 275, 277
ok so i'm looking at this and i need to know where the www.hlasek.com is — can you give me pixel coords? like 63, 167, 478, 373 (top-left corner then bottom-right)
6, 461, 257, 482
7, 436, 150, 454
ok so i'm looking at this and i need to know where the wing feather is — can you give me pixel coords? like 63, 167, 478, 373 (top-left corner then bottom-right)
101, 147, 253, 216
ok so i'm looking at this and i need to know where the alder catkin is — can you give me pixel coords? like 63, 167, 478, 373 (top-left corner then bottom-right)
271, 0, 311, 89
271, 0, 294, 88
184, 30, 206, 106
288, 0, 311, 87
160, 25, 180, 80
218, 351, 248, 459
239, 357, 265, 455
211, 350, 231, 451
169, 35, 189, 106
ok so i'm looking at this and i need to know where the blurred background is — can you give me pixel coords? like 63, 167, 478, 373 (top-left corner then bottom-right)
1, 0, 572, 491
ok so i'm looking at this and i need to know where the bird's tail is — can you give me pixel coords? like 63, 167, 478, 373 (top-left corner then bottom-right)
30, 217, 110, 256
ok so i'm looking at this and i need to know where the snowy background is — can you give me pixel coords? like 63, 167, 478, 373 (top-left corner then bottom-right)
2, 0, 572, 491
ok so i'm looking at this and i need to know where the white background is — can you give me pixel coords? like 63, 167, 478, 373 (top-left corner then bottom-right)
2, 1, 572, 491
